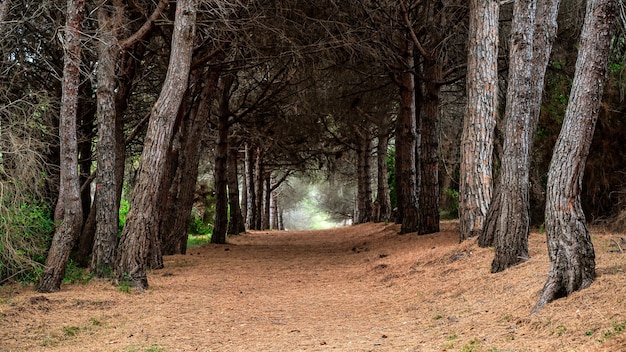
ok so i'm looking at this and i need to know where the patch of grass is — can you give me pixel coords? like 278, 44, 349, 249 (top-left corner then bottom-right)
447, 333, 458, 340
551, 324, 567, 337
62, 325, 80, 337
459, 338, 481, 352
63, 260, 93, 284
433, 314, 443, 320
597, 319, 626, 342
187, 234, 212, 248
122, 344, 164, 352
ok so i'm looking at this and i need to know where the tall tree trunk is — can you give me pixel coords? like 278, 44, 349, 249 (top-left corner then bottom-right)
241, 151, 248, 228
91, 1, 120, 277
483, 0, 561, 273
227, 144, 245, 235
374, 131, 391, 222
356, 131, 373, 224
460, 0, 499, 242
262, 174, 271, 230
481, 0, 536, 273
38, 0, 85, 293
244, 143, 255, 230
212, 85, 230, 244
115, 0, 196, 289
418, 61, 441, 235
254, 147, 264, 230
161, 69, 220, 254
394, 41, 419, 234
534, 0, 615, 312
271, 188, 279, 229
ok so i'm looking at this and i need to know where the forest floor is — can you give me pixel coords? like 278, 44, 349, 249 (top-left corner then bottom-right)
1, 221, 626, 352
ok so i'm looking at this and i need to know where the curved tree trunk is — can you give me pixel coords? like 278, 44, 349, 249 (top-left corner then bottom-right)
481, 0, 536, 273
162, 69, 220, 254
38, 0, 85, 293
534, 0, 615, 312
460, 0, 499, 242
115, 0, 196, 289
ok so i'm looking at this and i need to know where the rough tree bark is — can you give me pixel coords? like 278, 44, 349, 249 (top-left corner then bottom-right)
394, 40, 419, 234
481, 0, 536, 273
534, 0, 615, 312
90, 0, 121, 277
115, 0, 196, 289
460, 0, 499, 242
418, 60, 441, 235
161, 69, 220, 254
38, 0, 85, 293
483, 0, 561, 273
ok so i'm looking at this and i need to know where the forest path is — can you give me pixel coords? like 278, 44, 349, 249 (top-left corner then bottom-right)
1, 222, 625, 351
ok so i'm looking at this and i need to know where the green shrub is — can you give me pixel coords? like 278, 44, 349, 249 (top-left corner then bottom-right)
0, 198, 54, 284
118, 198, 130, 235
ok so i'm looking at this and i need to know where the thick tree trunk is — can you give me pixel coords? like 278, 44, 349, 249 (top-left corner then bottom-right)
374, 132, 391, 223
395, 41, 419, 234
356, 132, 373, 224
418, 62, 441, 235
460, 0, 499, 242
91, 2, 120, 277
483, 0, 561, 273
482, 0, 536, 273
534, 0, 615, 312
38, 0, 85, 293
115, 0, 196, 289
161, 69, 219, 254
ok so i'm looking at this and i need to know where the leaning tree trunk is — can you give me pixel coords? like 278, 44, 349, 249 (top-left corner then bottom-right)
418, 61, 441, 235
91, 1, 120, 277
395, 40, 419, 234
162, 69, 220, 254
481, 0, 536, 273
460, 0, 499, 242
38, 0, 85, 293
534, 0, 615, 312
115, 0, 196, 289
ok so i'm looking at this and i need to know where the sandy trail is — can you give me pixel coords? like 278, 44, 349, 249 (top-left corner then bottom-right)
1, 222, 625, 351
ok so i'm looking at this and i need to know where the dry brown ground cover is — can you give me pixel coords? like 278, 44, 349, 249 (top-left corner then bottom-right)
1, 221, 625, 352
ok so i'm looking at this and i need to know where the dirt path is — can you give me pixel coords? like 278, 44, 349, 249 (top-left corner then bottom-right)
1, 222, 625, 351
